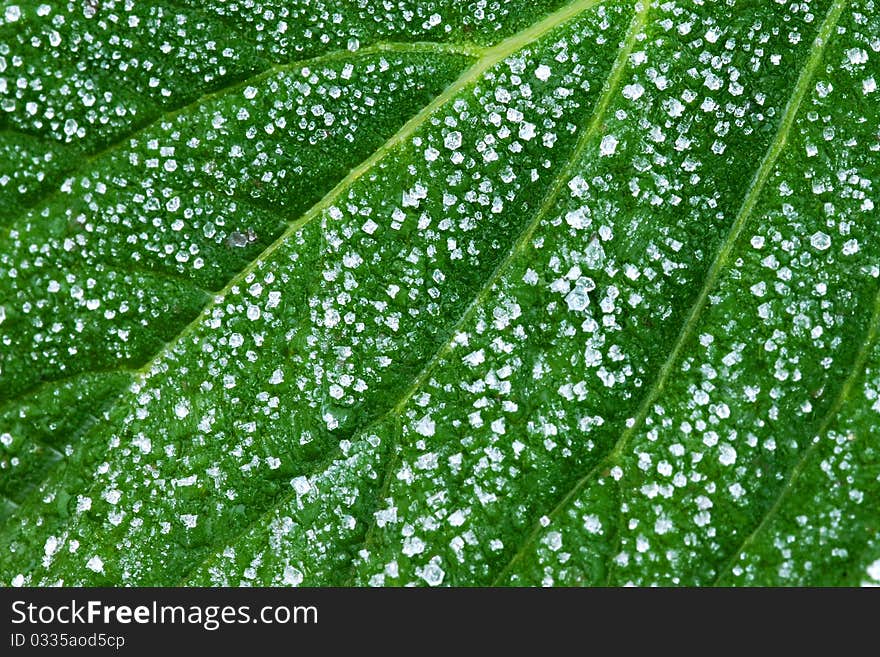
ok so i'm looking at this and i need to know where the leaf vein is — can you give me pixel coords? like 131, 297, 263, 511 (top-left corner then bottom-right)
493, 0, 849, 585
0, 41, 479, 242
712, 280, 880, 585
0, 368, 134, 410
169, 0, 616, 585
358, 0, 654, 583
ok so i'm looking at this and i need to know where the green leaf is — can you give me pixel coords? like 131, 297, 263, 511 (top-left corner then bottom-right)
1, 0, 878, 587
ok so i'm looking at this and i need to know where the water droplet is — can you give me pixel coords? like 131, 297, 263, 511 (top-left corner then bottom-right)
810, 231, 831, 251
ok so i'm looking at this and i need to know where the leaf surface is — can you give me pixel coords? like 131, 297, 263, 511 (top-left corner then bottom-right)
1, 0, 878, 586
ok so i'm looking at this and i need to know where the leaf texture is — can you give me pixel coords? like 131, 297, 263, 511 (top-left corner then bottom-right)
0, 0, 878, 586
